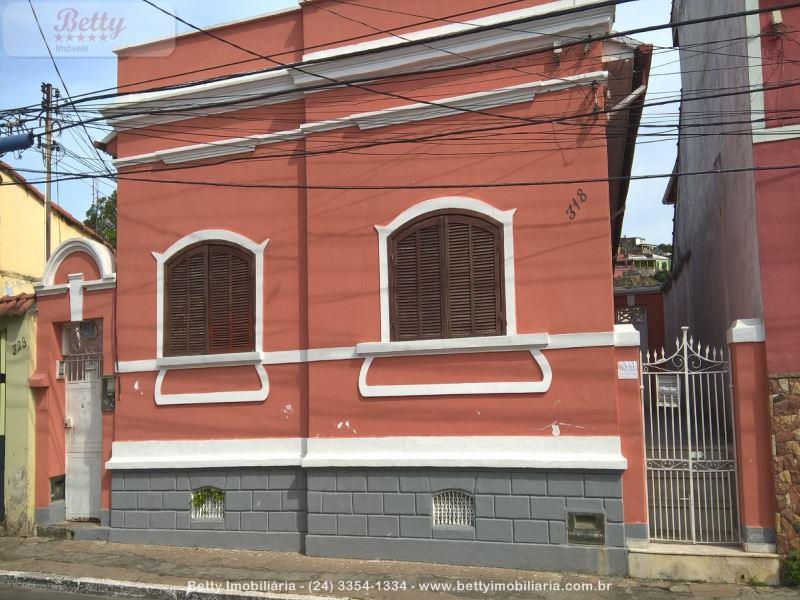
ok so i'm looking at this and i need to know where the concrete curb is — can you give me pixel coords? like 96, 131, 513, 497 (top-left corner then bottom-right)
0, 569, 342, 600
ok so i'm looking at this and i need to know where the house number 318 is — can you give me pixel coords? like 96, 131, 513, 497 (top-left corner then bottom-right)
565, 188, 589, 220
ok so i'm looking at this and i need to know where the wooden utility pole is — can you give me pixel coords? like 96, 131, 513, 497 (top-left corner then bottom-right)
41, 82, 53, 259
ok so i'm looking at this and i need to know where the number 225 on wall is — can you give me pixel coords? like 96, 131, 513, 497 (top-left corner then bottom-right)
565, 188, 589, 220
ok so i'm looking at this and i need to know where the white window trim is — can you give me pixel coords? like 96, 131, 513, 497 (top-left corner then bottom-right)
358, 348, 552, 398
153, 229, 268, 359
375, 196, 517, 343
152, 230, 268, 405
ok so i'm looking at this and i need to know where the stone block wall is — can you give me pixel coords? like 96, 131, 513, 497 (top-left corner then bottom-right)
108, 466, 630, 574
305, 468, 627, 574
770, 375, 800, 555
109, 467, 307, 551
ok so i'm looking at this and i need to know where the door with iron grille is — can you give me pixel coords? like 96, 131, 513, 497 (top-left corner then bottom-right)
641, 327, 740, 544
63, 321, 103, 521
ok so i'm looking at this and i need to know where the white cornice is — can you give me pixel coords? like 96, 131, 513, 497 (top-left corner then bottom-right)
101, 0, 613, 133
114, 71, 607, 169
105, 435, 627, 470
293, 3, 612, 87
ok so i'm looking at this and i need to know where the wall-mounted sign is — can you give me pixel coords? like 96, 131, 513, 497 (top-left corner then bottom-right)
617, 360, 639, 380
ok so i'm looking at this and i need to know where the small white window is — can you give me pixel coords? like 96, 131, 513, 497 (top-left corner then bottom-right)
191, 488, 224, 520
432, 490, 475, 527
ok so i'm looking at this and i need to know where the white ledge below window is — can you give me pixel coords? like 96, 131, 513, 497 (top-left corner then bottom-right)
356, 333, 549, 357
156, 351, 262, 370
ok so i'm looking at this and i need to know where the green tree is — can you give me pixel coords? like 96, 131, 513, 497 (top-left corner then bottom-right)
84, 190, 117, 247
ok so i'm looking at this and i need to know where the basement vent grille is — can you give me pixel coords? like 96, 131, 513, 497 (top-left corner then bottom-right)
432, 490, 475, 527
191, 489, 224, 520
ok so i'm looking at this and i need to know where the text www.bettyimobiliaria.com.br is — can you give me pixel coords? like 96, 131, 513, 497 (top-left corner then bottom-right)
188, 578, 614, 595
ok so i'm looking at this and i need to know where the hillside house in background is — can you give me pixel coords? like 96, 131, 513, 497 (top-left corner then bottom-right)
613, 236, 671, 278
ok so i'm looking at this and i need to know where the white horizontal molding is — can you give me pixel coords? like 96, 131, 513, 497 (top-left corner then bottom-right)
106, 435, 627, 470
613, 323, 641, 347
727, 318, 766, 344
303, 435, 627, 469
105, 438, 303, 470
113, 72, 606, 169
358, 348, 552, 397
99, 69, 300, 132
102, 0, 611, 133
752, 124, 800, 144
116, 330, 630, 373
156, 351, 262, 370
345, 72, 605, 131
357, 333, 548, 357
295, 1, 613, 86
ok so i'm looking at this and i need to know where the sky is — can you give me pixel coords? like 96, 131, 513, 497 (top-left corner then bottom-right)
0, 0, 679, 243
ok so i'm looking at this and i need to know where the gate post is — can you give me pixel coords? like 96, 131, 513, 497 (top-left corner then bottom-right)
727, 319, 775, 552
615, 324, 648, 545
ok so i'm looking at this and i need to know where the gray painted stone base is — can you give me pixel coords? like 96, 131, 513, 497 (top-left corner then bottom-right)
306, 535, 629, 575
34, 500, 65, 525
625, 523, 648, 541
742, 526, 776, 545
107, 528, 305, 551
108, 467, 630, 575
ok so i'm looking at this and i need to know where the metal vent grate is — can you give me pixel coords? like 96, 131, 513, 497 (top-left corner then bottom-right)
191, 490, 224, 520
432, 490, 475, 527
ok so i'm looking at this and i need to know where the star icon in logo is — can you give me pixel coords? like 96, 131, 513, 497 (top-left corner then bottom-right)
54, 33, 62, 42
66, 33, 73, 42
99, 33, 107, 41
88, 33, 96, 42
77, 33, 85, 42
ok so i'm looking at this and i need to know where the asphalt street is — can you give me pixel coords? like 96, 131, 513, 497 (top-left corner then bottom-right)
0, 586, 147, 600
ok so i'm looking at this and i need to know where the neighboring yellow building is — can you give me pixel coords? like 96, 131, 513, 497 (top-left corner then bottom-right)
0, 161, 106, 534
0, 161, 104, 295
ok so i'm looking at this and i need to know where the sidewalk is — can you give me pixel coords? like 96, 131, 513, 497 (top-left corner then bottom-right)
0, 536, 797, 600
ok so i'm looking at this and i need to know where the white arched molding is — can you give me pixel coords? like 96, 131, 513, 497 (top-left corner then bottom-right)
152, 230, 268, 405
34, 238, 116, 321
375, 197, 517, 342
38, 238, 116, 288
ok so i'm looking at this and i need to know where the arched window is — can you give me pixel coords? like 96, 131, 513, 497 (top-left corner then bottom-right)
164, 242, 255, 356
389, 210, 505, 341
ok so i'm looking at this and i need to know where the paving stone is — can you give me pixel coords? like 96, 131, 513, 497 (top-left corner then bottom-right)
494, 495, 530, 519
137, 492, 162, 510
322, 493, 353, 514
337, 515, 367, 536
149, 511, 176, 530
511, 472, 547, 495
308, 514, 337, 535
367, 472, 400, 492
252, 491, 281, 511
352, 493, 382, 515
531, 497, 566, 521
476, 472, 512, 495
227, 491, 254, 511
383, 493, 415, 515
111, 492, 137, 510
240, 512, 268, 532
584, 473, 622, 498
475, 518, 512, 542
368, 515, 399, 537
514, 520, 549, 543
400, 516, 432, 538
548, 474, 584, 497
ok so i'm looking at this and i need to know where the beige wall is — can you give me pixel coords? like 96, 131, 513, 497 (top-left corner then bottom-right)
0, 168, 95, 295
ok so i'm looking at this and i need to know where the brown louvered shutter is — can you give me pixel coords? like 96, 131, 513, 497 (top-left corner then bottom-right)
208, 245, 255, 353
392, 217, 444, 340
445, 214, 503, 337
389, 210, 504, 341
165, 246, 208, 355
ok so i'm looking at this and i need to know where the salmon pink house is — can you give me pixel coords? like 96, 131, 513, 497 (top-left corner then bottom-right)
32, 0, 656, 575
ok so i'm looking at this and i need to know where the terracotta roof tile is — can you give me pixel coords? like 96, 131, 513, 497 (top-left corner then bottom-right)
0, 293, 35, 317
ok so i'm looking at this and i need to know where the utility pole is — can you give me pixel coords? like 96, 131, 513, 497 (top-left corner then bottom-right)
41, 82, 53, 259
